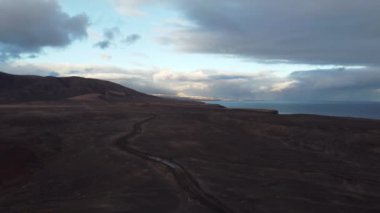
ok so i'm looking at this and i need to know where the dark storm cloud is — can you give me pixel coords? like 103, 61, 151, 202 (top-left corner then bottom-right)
159, 0, 380, 66
0, 0, 89, 61
122, 34, 141, 45
280, 68, 380, 101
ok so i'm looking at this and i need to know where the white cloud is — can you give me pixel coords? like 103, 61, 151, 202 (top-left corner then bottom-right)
271, 81, 297, 92
100, 54, 112, 60
109, 0, 169, 16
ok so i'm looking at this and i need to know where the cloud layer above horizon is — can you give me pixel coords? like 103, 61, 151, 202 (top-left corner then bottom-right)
2, 63, 379, 101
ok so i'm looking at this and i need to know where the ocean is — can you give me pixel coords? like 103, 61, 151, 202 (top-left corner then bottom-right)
206, 101, 380, 120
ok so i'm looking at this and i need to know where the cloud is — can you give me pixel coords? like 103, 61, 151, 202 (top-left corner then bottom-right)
105, 1, 380, 101
271, 81, 297, 92
94, 28, 140, 49
94, 27, 120, 49
109, 0, 168, 16
0, 63, 60, 77
2, 63, 380, 101
147, 0, 380, 66
100, 54, 112, 60
123, 34, 141, 45
149, 69, 282, 100
0, 0, 89, 61
104, 27, 120, 40
94, 41, 111, 49
280, 68, 380, 101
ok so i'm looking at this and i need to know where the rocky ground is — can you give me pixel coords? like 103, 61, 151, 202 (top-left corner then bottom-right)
1, 102, 380, 213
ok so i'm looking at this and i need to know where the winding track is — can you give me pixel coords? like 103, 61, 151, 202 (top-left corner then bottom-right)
115, 115, 234, 213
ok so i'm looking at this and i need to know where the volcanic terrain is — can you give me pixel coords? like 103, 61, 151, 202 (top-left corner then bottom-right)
1, 72, 380, 213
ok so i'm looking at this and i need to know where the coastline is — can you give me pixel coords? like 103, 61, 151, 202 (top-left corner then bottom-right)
206, 100, 380, 120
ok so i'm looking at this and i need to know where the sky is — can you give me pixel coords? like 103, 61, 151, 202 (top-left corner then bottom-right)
0, 0, 380, 101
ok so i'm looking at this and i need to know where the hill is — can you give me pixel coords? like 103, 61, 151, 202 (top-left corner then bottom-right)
0, 71, 160, 103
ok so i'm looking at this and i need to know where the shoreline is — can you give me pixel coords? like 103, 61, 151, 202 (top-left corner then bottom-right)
206, 100, 380, 120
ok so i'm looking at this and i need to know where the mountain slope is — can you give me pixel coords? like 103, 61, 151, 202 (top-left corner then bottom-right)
0, 71, 160, 103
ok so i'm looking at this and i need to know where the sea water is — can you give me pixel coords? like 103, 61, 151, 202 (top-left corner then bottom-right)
206, 101, 380, 120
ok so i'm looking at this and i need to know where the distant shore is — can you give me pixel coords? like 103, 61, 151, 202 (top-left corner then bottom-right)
207, 100, 380, 120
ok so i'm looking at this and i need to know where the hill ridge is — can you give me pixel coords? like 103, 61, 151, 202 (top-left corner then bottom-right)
0, 71, 159, 103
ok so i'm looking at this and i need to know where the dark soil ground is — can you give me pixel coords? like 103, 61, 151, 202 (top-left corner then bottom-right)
1, 102, 380, 212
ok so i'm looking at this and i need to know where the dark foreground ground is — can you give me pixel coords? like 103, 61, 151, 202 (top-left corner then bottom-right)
1, 102, 380, 213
